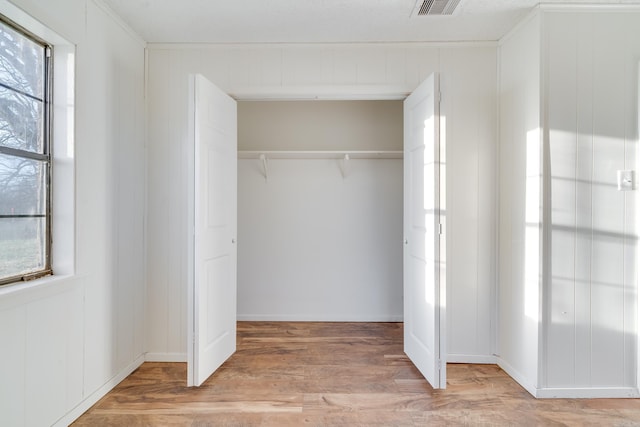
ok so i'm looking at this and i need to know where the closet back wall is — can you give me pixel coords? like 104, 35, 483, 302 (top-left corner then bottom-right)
237, 101, 403, 320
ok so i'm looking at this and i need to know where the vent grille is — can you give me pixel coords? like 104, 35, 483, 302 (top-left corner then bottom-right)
415, 0, 462, 16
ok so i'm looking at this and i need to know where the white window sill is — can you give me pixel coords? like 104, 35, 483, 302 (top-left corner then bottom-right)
0, 274, 77, 301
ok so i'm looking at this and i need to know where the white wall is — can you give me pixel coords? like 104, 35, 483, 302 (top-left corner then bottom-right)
238, 157, 403, 321
440, 47, 497, 363
146, 43, 498, 363
238, 100, 403, 151
542, 9, 640, 396
497, 12, 542, 394
0, 1, 146, 425
498, 6, 640, 398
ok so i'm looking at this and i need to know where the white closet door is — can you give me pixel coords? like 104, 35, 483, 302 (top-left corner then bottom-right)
187, 74, 237, 387
403, 73, 446, 389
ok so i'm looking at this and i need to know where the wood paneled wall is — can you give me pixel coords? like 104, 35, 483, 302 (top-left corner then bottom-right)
0, 0, 147, 425
145, 43, 498, 363
543, 9, 640, 395
498, 7, 640, 397
497, 11, 543, 395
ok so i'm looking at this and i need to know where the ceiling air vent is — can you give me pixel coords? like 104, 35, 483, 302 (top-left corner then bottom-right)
414, 0, 462, 16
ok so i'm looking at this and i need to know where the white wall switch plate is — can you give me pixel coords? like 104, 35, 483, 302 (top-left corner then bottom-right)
617, 170, 635, 191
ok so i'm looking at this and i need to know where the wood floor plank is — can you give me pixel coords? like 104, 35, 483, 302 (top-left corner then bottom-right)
72, 322, 640, 426
303, 392, 435, 412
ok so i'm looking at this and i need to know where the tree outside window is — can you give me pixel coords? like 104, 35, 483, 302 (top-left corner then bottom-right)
0, 17, 51, 285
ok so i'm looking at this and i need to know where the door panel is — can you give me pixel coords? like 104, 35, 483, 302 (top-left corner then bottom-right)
188, 74, 237, 387
403, 73, 445, 389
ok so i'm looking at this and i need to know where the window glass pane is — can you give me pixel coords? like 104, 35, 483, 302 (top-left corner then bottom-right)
0, 217, 47, 279
0, 153, 47, 216
0, 87, 43, 152
0, 22, 44, 99
0, 18, 49, 285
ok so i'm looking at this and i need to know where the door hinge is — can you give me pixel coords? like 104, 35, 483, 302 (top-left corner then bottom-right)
438, 223, 443, 235
437, 358, 442, 370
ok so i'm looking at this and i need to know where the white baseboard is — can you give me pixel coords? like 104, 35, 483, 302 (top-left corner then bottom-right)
145, 352, 187, 362
447, 354, 497, 364
496, 358, 640, 399
54, 354, 145, 427
236, 314, 403, 322
496, 357, 538, 397
535, 387, 640, 399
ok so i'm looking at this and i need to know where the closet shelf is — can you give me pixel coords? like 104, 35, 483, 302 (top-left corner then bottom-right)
237, 150, 403, 159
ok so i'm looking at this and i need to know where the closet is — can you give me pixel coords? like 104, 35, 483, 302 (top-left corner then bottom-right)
236, 100, 404, 321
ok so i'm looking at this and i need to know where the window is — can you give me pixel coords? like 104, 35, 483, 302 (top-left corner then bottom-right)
0, 17, 51, 285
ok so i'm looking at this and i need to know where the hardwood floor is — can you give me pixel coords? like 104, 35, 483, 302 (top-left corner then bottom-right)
73, 322, 640, 426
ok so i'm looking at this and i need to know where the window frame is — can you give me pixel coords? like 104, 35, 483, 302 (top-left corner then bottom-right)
0, 15, 53, 286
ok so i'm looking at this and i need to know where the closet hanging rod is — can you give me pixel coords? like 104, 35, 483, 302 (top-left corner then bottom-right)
237, 150, 403, 160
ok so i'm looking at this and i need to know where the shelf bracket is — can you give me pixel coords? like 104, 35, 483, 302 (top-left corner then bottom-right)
259, 153, 268, 181
339, 154, 350, 179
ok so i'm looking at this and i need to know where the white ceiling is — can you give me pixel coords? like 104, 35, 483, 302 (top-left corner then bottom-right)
102, 0, 640, 44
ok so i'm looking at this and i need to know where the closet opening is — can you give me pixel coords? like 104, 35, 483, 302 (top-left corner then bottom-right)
236, 100, 404, 322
